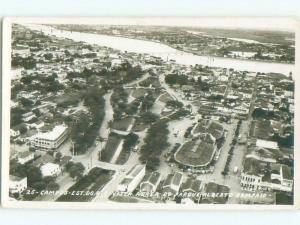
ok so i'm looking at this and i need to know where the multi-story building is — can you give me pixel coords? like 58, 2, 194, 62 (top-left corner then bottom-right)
30, 125, 68, 149
241, 158, 293, 193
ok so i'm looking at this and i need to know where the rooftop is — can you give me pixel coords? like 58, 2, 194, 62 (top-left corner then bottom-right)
127, 164, 145, 178
10, 175, 26, 182
18, 150, 34, 159
33, 125, 68, 141
250, 119, 273, 140
175, 138, 216, 167
282, 165, 293, 180
243, 158, 267, 176
181, 178, 201, 192
256, 139, 278, 150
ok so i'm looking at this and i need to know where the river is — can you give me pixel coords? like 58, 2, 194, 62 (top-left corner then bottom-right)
23, 23, 294, 76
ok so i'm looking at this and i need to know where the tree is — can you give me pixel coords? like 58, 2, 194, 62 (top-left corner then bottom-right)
140, 120, 170, 162
123, 132, 139, 151
46, 181, 60, 191
19, 125, 28, 134
140, 112, 159, 124
68, 163, 85, 179
165, 74, 178, 85
146, 157, 160, 171
166, 100, 183, 109
141, 93, 155, 111
55, 152, 62, 163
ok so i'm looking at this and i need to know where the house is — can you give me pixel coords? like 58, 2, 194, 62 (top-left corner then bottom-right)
118, 165, 146, 192
140, 172, 162, 193
17, 151, 34, 164
31, 125, 68, 149
29, 120, 45, 129
201, 182, 230, 204
10, 128, 20, 138
162, 172, 183, 196
9, 175, 27, 194
40, 162, 61, 177
22, 111, 36, 122
179, 178, 202, 203
32, 153, 55, 167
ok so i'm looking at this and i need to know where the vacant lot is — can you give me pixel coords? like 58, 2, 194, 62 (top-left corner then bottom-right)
111, 117, 134, 131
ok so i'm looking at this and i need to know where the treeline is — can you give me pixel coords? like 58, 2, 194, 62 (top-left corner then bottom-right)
18, 73, 64, 94
140, 120, 170, 171
66, 61, 143, 85
70, 86, 106, 154
165, 74, 188, 86
11, 56, 37, 69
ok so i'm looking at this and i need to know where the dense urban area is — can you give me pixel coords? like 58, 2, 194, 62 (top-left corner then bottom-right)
9, 23, 294, 205
55, 24, 295, 63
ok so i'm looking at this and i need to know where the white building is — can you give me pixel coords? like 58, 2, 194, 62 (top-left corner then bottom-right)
9, 175, 27, 194
30, 120, 45, 130
40, 163, 61, 177
31, 125, 68, 149
256, 139, 279, 150
17, 151, 34, 164
118, 165, 146, 192
10, 128, 20, 138
241, 158, 293, 193
22, 111, 36, 122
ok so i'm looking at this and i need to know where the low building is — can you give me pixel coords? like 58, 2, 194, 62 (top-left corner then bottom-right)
9, 175, 27, 194
140, 172, 162, 193
32, 153, 55, 167
179, 178, 202, 203
201, 182, 230, 204
40, 162, 61, 177
17, 151, 34, 164
256, 139, 279, 150
31, 125, 68, 149
10, 128, 20, 138
118, 164, 146, 192
22, 111, 36, 122
162, 172, 183, 196
29, 120, 45, 130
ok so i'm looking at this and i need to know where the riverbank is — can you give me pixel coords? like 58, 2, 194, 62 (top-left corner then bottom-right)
22, 23, 294, 76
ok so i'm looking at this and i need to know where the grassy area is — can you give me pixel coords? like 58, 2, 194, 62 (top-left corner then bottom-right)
56, 168, 114, 202
158, 92, 174, 103
100, 133, 123, 162
111, 117, 134, 131
52, 92, 83, 105
132, 121, 149, 132
115, 148, 131, 165
131, 89, 149, 98
139, 77, 161, 88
